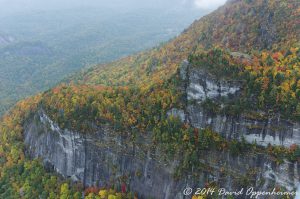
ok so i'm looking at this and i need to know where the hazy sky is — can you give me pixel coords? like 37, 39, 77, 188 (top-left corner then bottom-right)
0, 0, 226, 17
194, 0, 227, 9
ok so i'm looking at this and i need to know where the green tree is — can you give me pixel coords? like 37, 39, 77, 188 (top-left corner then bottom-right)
60, 183, 70, 199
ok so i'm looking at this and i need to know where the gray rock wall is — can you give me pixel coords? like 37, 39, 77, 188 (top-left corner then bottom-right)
23, 61, 300, 198
180, 61, 300, 148
24, 111, 300, 199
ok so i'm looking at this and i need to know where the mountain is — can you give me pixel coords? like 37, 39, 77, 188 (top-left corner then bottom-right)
0, 5, 207, 116
73, 0, 299, 87
0, 0, 299, 198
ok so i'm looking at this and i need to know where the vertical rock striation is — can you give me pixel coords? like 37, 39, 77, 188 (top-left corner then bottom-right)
24, 109, 300, 198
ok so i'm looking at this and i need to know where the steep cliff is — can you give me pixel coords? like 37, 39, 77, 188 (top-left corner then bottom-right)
24, 109, 300, 199
0, 0, 299, 198
23, 59, 300, 198
181, 61, 300, 148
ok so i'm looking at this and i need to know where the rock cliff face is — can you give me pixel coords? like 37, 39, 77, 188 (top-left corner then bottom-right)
187, 105, 300, 148
23, 62, 300, 199
178, 61, 300, 148
24, 111, 300, 199
25, 112, 184, 199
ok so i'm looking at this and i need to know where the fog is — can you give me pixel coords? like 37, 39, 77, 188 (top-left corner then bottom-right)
0, 0, 227, 115
0, 0, 226, 17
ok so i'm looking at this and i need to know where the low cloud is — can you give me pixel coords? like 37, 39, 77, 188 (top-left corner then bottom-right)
194, 0, 226, 10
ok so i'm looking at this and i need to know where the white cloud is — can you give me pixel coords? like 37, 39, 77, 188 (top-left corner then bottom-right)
194, 0, 226, 10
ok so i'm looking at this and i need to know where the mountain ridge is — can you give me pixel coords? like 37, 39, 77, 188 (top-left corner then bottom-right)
0, 0, 299, 198
71, 0, 299, 88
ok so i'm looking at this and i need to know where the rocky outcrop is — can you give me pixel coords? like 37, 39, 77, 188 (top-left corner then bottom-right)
177, 61, 300, 148
186, 67, 240, 101
24, 110, 300, 199
23, 61, 300, 198
187, 105, 300, 147
25, 112, 183, 199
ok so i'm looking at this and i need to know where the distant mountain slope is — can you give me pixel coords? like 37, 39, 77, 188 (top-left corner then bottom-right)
73, 0, 299, 87
0, 6, 206, 116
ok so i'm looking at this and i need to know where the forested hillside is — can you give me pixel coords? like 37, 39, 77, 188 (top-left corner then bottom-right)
0, 0, 299, 198
0, 4, 206, 116
73, 0, 299, 87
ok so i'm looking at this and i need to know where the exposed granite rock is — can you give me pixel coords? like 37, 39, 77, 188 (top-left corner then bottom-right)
187, 104, 300, 147
167, 108, 186, 122
187, 67, 240, 102
23, 60, 300, 198
24, 111, 300, 199
183, 61, 300, 148
179, 60, 189, 81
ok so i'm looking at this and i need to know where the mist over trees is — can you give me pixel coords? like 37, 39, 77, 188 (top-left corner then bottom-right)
0, 0, 224, 17
0, 0, 225, 115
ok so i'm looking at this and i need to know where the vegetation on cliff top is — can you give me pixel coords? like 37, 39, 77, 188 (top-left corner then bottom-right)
72, 0, 299, 87
189, 47, 300, 120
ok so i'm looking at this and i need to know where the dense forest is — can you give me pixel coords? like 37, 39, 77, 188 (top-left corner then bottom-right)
0, 0, 299, 198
